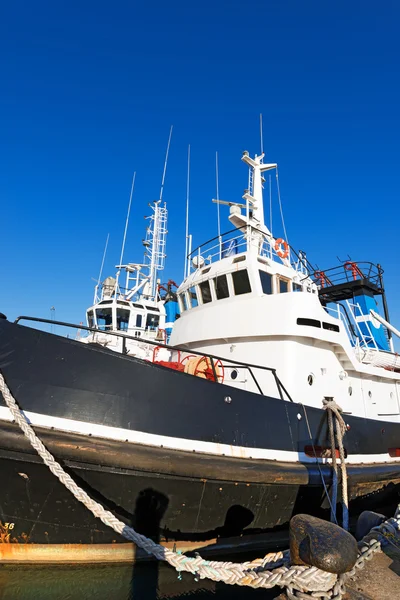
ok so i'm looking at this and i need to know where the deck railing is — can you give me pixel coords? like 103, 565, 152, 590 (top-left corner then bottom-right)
14, 315, 293, 403
187, 226, 313, 275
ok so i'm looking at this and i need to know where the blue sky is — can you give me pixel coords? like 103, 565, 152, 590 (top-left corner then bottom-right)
1, 1, 400, 330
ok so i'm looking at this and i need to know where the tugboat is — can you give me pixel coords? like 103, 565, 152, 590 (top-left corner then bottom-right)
0, 149, 399, 560
81, 127, 179, 358
81, 197, 179, 360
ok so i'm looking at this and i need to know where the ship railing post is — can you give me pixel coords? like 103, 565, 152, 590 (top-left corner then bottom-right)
272, 370, 284, 400
248, 367, 263, 395
209, 357, 218, 382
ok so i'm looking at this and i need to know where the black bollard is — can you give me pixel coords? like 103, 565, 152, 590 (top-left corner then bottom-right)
290, 514, 358, 574
355, 510, 386, 541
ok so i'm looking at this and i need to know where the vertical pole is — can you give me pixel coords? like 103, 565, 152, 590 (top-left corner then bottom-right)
378, 264, 394, 352
216, 151, 221, 260
184, 145, 190, 279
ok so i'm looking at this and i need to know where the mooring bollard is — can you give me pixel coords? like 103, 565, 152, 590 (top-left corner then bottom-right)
289, 514, 358, 574
355, 510, 386, 541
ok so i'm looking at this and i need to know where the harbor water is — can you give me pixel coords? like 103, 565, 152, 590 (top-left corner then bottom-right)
0, 561, 282, 599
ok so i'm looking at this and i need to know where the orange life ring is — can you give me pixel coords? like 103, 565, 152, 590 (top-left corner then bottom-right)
274, 238, 289, 259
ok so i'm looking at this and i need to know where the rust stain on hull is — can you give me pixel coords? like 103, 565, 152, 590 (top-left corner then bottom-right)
0, 531, 288, 564
0, 539, 215, 564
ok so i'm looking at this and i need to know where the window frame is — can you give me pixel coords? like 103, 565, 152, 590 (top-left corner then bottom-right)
277, 276, 291, 294
199, 280, 213, 304
188, 285, 198, 308
231, 269, 252, 296
259, 269, 273, 295
213, 273, 230, 300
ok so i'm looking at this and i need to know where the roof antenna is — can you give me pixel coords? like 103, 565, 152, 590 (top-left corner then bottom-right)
216, 151, 221, 239
269, 173, 273, 236
160, 125, 173, 201
94, 232, 110, 304
260, 113, 264, 160
118, 172, 136, 267
184, 144, 190, 278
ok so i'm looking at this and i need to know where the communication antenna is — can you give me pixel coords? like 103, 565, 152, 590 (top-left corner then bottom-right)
216, 151, 221, 239
94, 233, 110, 304
260, 113, 264, 158
160, 125, 173, 202
118, 173, 136, 267
184, 145, 190, 278
269, 174, 272, 235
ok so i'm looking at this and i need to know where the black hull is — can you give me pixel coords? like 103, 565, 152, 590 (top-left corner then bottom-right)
0, 319, 400, 549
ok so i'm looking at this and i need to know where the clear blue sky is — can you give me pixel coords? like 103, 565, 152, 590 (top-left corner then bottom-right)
1, 1, 399, 330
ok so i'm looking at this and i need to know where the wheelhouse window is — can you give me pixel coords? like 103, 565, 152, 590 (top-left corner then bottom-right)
189, 286, 198, 308
182, 293, 188, 311
259, 270, 272, 294
232, 269, 251, 295
116, 308, 130, 331
293, 283, 302, 292
199, 280, 212, 304
178, 293, 187, 312
146, 313, 160, 330
278, 278, 290, 294
96, 307, 113, 331
136, 314, 143, 327
214, 274, 229, 299
87, 310, 95, 328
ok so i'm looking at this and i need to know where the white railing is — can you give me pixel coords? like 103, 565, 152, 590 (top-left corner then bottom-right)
325, 300, 379, 356
188, 227, 305, 274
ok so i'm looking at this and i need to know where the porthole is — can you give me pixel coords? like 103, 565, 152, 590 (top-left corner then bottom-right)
348, 386, 353, 396
307, 374, 314, 386
368, 391, 372, 398
231, 369, 238, 380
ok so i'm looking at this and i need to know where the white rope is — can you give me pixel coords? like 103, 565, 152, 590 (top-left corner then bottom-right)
1, 371, 399, 599
323, 399, 349, 531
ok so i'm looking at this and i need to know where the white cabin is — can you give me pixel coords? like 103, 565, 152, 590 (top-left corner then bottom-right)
169, 151, 400, 423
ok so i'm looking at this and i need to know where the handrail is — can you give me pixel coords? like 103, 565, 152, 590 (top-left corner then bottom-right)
186, 225, 316, 275
310, 262, 383, 289
14, 315, 293, 402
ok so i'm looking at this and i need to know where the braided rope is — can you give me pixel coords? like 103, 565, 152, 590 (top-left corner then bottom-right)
1, 371, 399, 598
0, 371, 336, 592
322, 399, 349, 531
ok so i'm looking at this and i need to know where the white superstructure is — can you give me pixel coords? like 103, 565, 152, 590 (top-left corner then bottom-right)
170, 151, 400, 422
82, 200, 173, 360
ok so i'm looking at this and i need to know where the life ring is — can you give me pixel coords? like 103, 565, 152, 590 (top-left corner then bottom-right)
274, 238, 289, 259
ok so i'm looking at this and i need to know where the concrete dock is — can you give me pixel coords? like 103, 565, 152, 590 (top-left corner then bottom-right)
344, 538, 400, 599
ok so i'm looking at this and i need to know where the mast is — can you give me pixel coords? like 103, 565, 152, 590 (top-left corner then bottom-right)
241, 152, 276, 232
142, 126, 172, 299
143, 201, 168, 299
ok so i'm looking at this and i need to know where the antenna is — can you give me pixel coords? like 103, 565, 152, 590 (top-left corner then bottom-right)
216, 151, 221, 239
159, 125, 173, 201
118, 172, 136, 267
276, 166, 288, 243
143, 128, 172, 298
94, 233, 110, 304
269, 174, 272, 235
184, 144, 190, 279
260, 113, 264, 157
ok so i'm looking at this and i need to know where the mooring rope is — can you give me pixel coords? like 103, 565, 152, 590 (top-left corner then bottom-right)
0, 371, 398, 599
322, 398, 349, 531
